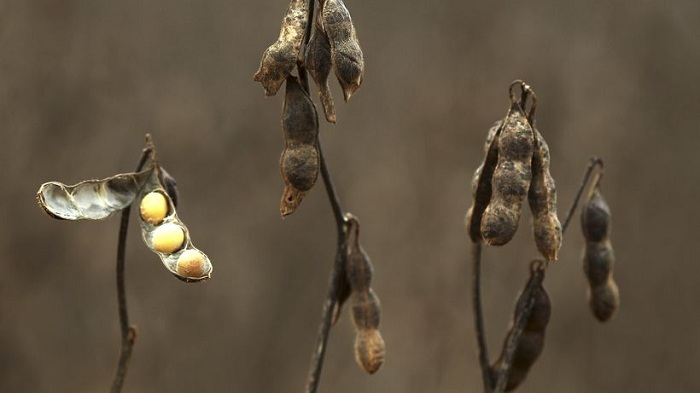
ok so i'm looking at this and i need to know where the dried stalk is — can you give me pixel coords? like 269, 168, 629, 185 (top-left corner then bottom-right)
110, 138, 154, 393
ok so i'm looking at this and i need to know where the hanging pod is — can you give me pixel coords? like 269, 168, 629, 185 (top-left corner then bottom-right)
465, 120, 502, 242
322, 0, 364, 101
253, 0, 308, 96
480, 81, 535, 246
138, 167, 213, 282
279, 76, 321, 217
305, 10, 336, 123
581, 184, 619, 322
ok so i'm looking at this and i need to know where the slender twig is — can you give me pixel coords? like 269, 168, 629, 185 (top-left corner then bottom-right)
305, 143, 348, 393
561, 157, 604, 234
110, 138, 154, 393
491, 262, 546, 393
471, 241, 493, 393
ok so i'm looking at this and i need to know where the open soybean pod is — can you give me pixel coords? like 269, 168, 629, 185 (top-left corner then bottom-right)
465, 120, 502, 242
279, 76, 320, 217
481, 81, 535, 246
492, 261, 551, 392
581, 182, 619, 322
322, 0, 364, 101
305, 11, 336, 123
139, 167, 212, 283
528, 128, 562, 262
253, 0, 308, 96
37, 169, 153, 220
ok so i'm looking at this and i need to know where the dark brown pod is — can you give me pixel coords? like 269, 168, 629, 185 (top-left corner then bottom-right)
583, 240, 614, 288
466, 120, 502, 242
253, 0, 308, 96
322, 0, 364, 101
581, 186, 611, 243
528, 129, 562, 261
351, 289, 381, 331
279, 76, 320, 216
492, 269, 550, 392
481, 87, 534, 246
305, 12, 336, 123
345, 219, 374, 293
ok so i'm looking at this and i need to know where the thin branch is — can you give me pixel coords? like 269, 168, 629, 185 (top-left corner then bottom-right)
471, 241, 493, 393
491, 261, 546, 393
561, 157, 604, 234
304, 141, 347, 393
110, 138, 154, 393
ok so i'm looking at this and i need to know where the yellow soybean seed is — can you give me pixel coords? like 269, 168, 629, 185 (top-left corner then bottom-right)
140, 191, 169, 225
177, 249, 207, 278
151, 223, 185, 253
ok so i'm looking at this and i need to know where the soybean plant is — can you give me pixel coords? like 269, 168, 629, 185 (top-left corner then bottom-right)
35, 135, 212, 393
466, 81, 620, 392
254, 1, 383, 392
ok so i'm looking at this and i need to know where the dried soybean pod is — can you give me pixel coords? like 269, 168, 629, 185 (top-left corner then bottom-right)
492, 264, 551, 392
36, 169, 153, 221
528, 128, 562, 261
481, 81, 535, 246
345, 216, 373, 293
279, 76, 320, 217
253, 0, 308, 96
466, 120, 502, 242
581, 184, 619, 322
305, 11, 336, 123
322, 0, 364, 101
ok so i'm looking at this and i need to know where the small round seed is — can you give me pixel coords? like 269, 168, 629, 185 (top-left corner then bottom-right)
151, 223, 185, 253
140, 191, 169, 225
176, 249, 207, 278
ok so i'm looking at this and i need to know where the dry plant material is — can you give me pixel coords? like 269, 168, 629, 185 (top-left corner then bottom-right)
523, 87, 562, 262
491, 263, 551, 392
466, 120, 502, 242
322, 0, 364, 101
481, 81, 535, 246
254, 0, 309, 96
581, 184, 619, 322
279, 75, 320, 217
305, 12, 336, 123
36, 151, 213, 283
345, 215, 385, 374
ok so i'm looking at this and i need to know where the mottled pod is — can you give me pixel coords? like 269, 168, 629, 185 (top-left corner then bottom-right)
253, 0, 308, 96
466, 120, 502, 242
528, 129, 562, 261
305, 12, 336, 123
481, 83, 535, 246
322, 0, 364, 101
279, 76, 320, 217
492, 268, 551, 392
354, 324, 385, 375
581, 185, 619, 322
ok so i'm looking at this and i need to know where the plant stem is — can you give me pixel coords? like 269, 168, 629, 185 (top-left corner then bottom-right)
304, 142, 347, 393
561, 157, 604, 234
110, 139, 153, 393
471, 241, 493, 393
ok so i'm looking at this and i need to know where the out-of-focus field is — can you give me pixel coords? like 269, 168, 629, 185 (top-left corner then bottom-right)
1, 1, 699, 392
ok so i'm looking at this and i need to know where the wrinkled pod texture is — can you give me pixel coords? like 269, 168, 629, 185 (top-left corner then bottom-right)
528, 129, 562, 261
279, 76, 320, 217
345, 217, 385, 374
481, 99, 534, 246
253, 0, 308, 96
492, 276, 551, 392
322, 0, 364, 101
305, 11, 336, 123
466, 120, 502, 242
581, 186, 619, 322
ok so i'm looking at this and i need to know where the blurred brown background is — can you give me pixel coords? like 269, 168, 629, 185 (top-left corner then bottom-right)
1, 0, 699, 392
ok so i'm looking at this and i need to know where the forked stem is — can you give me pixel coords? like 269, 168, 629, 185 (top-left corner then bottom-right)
110, 137, 154, 393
